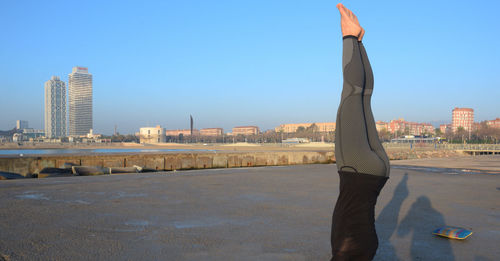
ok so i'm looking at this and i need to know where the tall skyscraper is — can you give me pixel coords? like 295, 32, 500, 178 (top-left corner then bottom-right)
68, 67, 92, 136
16, 120, 28, 130
44, 76, 66, 138
452, 107, 474, 132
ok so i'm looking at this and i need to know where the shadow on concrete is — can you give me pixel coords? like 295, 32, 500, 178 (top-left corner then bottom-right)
397, 196, 455, 261
375, 173, 409, 261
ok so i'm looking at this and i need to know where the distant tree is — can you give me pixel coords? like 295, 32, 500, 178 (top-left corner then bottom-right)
473, 121, 500, 144
262, 130, 282, 143
0, 128, 20, 137
434, 128, 442, 137
306, 123, 319, 133
454, 127, 467, 143
109, 134, 138, 143
404, 127, 410, 136
327, 131, 335, 143
378, 128, 392, 142
492, 128, 500, 144
296, 126, 306, 133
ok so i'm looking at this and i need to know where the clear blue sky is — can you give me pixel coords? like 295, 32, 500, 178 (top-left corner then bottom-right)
1, 0, 499, 134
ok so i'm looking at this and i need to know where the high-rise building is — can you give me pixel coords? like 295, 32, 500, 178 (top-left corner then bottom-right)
44, 76, 66, 138
452, 108, 474, 132
16, 120, 28, 130
68, 67, 92, 136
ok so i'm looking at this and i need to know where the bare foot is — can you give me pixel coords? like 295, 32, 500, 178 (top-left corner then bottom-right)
337, 3, 364, 41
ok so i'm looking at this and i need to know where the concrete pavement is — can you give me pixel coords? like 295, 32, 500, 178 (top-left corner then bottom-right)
0, 159, 499, 260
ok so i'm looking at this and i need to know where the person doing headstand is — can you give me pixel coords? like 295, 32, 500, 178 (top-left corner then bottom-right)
331, 4, 390, 261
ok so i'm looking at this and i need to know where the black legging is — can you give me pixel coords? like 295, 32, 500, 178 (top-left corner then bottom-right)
331, 36, 390, 261
334, 36, 389, 176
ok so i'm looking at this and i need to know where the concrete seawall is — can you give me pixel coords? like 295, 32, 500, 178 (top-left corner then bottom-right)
0, 148, 468, 177
0, 151, 335, 177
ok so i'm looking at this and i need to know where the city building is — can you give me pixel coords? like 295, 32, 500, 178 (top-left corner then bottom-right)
387, 118, 435, 136
487, 118, 500, 129
387, 118, 406, 134
233, 126, 259, 136
424, 124, 435, 134
16, 120, 28, 130
12, 129, 45, 142
22, 129, 45, 140
68, 67, 92, 136
12, 133, 23, 142
452, 107, 474, 132
79, 129, 101, 139
165, 129, 200, 136
375, 121, 388, 132
439, 124, 452, 134
200, 128, 223, 136
275, 122, 335, 133
78, 129, 106, 143
44, 76, 66, 138
139, 126, 166, 143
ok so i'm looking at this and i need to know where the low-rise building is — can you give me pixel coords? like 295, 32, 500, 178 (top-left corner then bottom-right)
275, 122, 335, 133
12, 133, 23, 142
165, 129, 200, 136
81, 129, 102, 140
139, 125, 166, 143
422, 124, 435, 135
11, 129, 45, 142
23, 129, 45, 140
388, 118, 406, 134
388, 118, 435, 136
200, 128, 223, 136
376, 121, 388, 132
233, 126, 259, 136
487, 118, 500, 129
440, 124, 452, 134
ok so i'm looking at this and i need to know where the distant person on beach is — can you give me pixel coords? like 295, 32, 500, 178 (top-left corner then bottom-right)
331, 3, 390, 261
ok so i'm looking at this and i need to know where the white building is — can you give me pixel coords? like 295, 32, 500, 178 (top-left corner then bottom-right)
44, 76, 66, 138
139, 126, 166, 143
68, 67, 92, 136
16, 120, 28, 130
23, 129, 45, 140
12, 133, 23, 142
